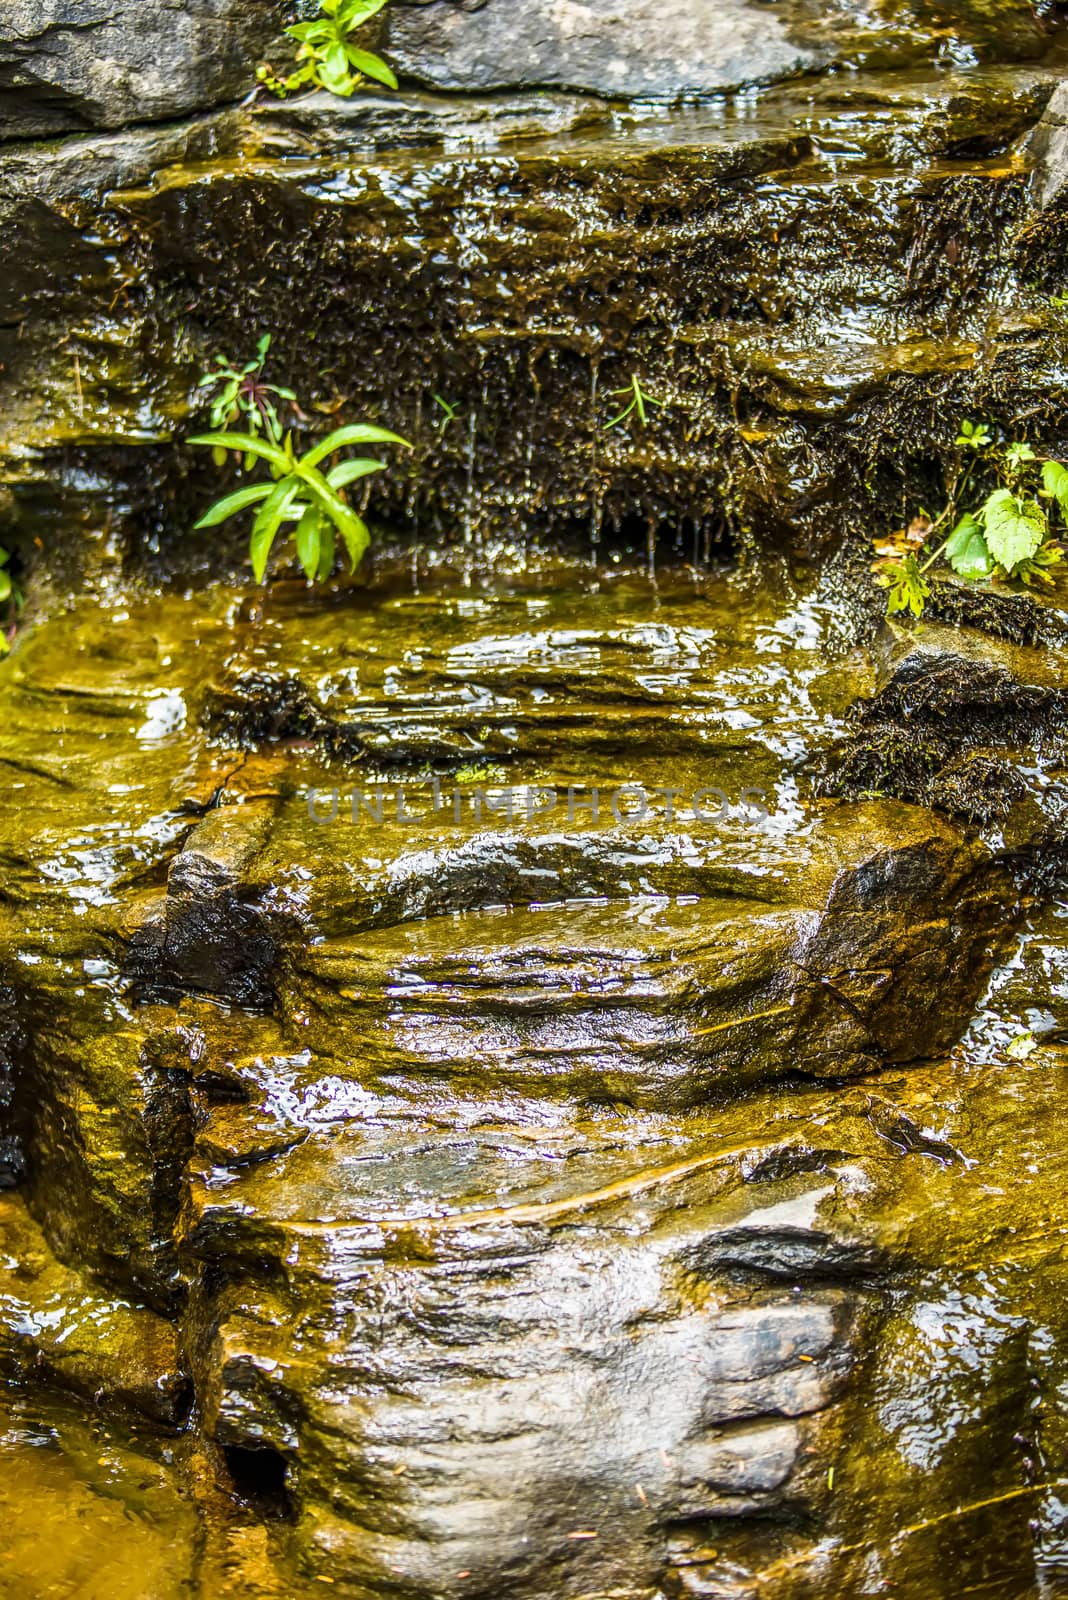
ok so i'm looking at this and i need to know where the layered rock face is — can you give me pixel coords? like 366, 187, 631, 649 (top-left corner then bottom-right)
384, 0, 1058, 95
4, 560, 1068, 1596
0, 2, 1067, 574
4, 3, 1068, 1598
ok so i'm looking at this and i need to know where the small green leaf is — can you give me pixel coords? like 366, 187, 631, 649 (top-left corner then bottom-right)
1017, 539, 1065, 588
336, 510, 371, 571
944, 514, 994, 580
327, 456, 386, 489
316, 521, 336, 582
324, 42, 348, 79
956, 419, 993, 450
882, 555, 931, 618
302, 423, 410, 471
979, 488, 1047, 573
189, 431, 289, 470
195, 483, 275, 529
338, 0, 391, 25
250, 478, 302, 582
344, 47, 398, 89
295, 504, 322, 581
1042, 460, 1068, 520
0, 572, 12, 604
301, 465, 371, 562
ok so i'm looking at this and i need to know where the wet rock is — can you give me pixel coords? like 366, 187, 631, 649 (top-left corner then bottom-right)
385, 0, 1057, 98
182, 1130, 868, 1597
126, 803, 284, 1009
24, 1013, 197, 1307
0, 1, 285, 140
275, 804, 1012, 1108
0, 576, 1053, 1594
925, 571, 1068, 648
171, 1016, 1068, 1596
1, 65, 1062, 571
0, 1191, 186, 1422
205, 667, 366, 761
386, 0, 821, 99
821, 620, 1068, 836
0, 983, 28, 1187
1027, 76, 1068, 210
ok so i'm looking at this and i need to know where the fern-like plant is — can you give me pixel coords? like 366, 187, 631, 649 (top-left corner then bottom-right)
604, 374, 664, 432
191, 423, 411, 583
196, 335, 295, 466
258, 0, 397, 99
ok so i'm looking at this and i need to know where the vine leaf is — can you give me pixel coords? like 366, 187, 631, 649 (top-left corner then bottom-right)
882, 555, 931, 618
1042, 460, 1068, 521
944, 514, 994, 580
979, 489, 1046, 573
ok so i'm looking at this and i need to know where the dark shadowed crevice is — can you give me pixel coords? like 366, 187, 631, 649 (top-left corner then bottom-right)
222, 1444, 295, 1520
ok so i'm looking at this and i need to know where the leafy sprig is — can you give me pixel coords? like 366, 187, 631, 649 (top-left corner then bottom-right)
433, 394, 461, 433
191, 422, 411, 584
197, 335, 296, 466
258, 0, 397, 99
604, 374, 664, 432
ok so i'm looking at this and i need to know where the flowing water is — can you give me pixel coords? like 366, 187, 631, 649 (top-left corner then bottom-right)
0, 551, 1066, 1596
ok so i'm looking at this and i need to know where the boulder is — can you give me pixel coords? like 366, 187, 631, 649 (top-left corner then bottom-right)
0, 0, 285, 140
1027, 76, 1068, 209
820, 621, 1068, 845
385, 0, 1057, 98
386, 0, 820, 99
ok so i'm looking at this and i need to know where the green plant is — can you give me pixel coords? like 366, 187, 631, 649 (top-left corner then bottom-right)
191, 422, 411, 583
604, 374, 664, 431
258, 0, 397, 99
197, 336, 296, 465
873, 419, 1068, 618
433, 394, 460, 433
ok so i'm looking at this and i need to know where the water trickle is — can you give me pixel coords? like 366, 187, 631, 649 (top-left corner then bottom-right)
692, 516, 704, 572
462, 407, 479, 586
409, 390, 423, 593
588, 357, 602, 567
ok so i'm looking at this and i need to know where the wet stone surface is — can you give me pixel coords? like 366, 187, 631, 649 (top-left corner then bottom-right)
3, 57, 1068, 579
4, 7, 1068, 1589
0, 560, 1066, 1594
0, 0, 287, 139
384, 0, 1061, 98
